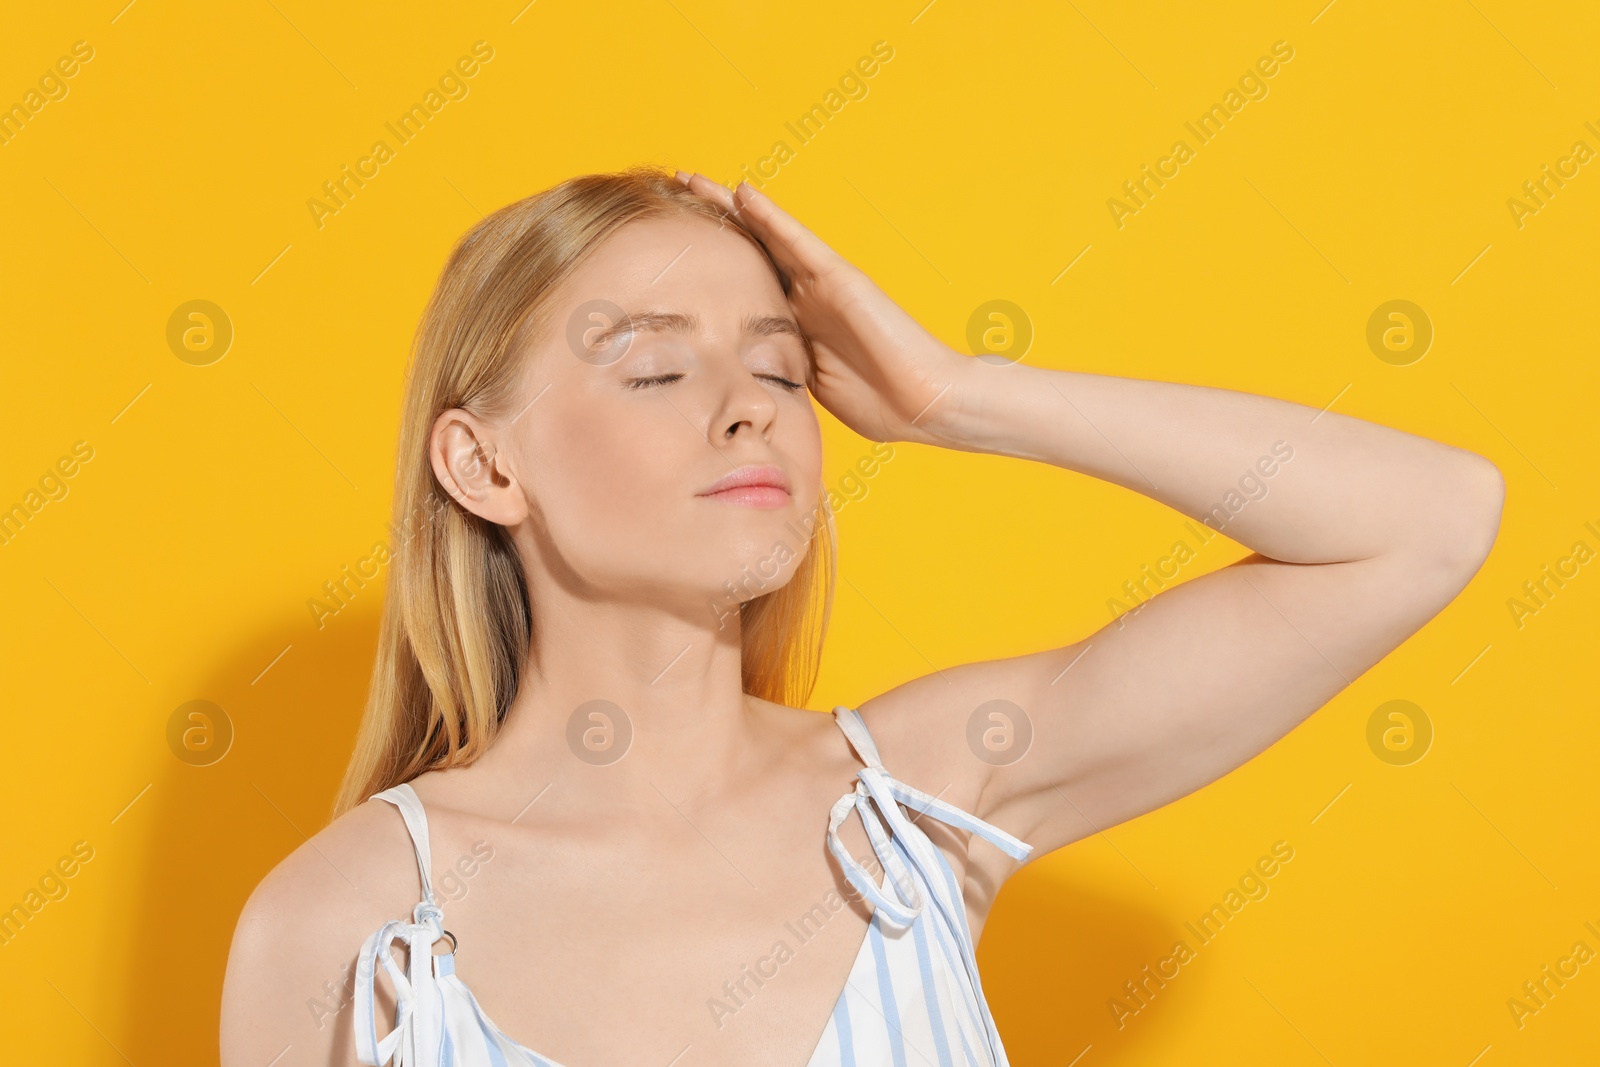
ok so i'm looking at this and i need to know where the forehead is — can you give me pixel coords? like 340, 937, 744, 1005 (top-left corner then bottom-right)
558, 213, 782, 309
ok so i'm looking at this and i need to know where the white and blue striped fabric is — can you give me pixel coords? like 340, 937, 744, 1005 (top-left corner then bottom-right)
353, 705, 1034, 1066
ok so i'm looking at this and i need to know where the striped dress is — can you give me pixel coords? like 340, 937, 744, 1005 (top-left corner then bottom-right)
354, 705, 1035, 1066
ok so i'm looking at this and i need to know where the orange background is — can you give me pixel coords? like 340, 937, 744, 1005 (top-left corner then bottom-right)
1, 1, 1596, 1064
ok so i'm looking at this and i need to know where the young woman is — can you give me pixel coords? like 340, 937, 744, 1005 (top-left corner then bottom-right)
220, 167, 1504, 1067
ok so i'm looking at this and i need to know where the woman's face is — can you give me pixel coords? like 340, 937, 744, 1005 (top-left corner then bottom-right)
490, 212, 823, 618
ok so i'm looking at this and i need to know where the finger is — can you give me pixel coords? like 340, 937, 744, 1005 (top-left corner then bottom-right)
675, 174, 802, 288
673, 170, 691, 186
678, 174, 796, 283
714, 182, 803, 282
732, 182, 843, 278
683, 172, 738, 215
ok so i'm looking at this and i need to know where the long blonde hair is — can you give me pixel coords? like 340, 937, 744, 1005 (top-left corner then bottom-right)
332, 165, 836, 819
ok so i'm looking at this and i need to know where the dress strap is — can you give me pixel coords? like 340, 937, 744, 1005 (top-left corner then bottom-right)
353, 782, 452, 1066
828, 706, 1034, 927
373, 783, 440, 907
833, 704, 889, 771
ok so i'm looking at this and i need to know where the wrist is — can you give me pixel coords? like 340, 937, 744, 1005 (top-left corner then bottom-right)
891, 348, 972, 448
908, 352, 1019, 453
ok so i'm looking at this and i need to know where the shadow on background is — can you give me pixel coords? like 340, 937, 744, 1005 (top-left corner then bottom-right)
122, 600, 381, 1062
983, 868, 1179, 1066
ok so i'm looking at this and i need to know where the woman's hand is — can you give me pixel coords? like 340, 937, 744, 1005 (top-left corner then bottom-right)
675, 170, 969, 446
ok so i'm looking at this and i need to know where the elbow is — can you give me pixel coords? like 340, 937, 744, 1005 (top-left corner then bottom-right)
1436, 455, 1505, 576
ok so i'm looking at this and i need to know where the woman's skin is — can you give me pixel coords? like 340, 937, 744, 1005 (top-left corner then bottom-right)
220, 172, 1504, 1067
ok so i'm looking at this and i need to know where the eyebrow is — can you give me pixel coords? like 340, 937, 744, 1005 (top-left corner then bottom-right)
588, 308, 805, 349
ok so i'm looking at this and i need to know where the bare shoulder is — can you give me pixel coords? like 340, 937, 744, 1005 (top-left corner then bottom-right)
220, 792, 429, 1067
854, 652, 1078, 897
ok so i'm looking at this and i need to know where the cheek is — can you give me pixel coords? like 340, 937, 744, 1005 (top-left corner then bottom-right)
537, 399, 688, 535
785, 406, 825, 498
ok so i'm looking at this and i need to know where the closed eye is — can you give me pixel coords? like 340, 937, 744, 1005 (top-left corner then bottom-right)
624, 373, 684, 390
624, 373, 806, 392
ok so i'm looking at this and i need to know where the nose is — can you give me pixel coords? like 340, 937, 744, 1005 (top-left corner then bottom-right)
711, 362, 780, 443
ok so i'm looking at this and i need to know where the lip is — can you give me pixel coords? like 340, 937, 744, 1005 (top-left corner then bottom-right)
697, 464, 792, 505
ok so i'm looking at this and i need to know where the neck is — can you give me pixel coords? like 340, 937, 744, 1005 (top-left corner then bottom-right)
472, 582, 767, 815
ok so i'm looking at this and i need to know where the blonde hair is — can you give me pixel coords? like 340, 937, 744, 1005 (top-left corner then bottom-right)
332, 166, 836, 819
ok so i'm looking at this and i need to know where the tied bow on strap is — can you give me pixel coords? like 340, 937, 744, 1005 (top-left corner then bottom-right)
826, 763, 1034, 928
354, 900, 450, 1066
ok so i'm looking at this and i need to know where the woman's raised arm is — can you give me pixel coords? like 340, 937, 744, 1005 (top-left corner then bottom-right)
880, 355, 1503, 869
690, 173, 1505, 886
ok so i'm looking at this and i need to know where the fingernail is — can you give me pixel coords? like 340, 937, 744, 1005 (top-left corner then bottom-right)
674, 170, 691, 185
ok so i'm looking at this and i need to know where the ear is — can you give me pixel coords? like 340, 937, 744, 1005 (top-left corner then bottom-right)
428, 407, 525, 526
